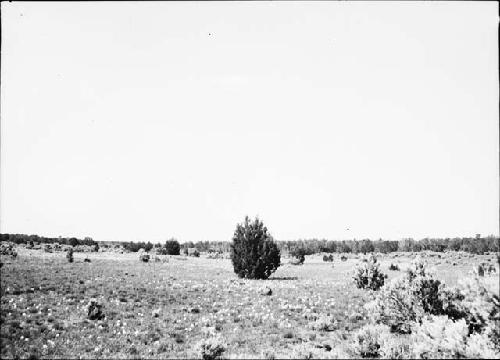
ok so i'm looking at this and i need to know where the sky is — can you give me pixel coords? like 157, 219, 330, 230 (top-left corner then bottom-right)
1, 2, 498, 243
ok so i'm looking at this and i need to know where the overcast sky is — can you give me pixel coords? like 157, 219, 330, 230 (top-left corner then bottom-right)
1, 2, 498, 243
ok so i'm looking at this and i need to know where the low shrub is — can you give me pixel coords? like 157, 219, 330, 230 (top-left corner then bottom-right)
323, 254, 334, 262
446, 276, 500, 341
464, 332, 500, 358
411, 315, 469, 359
353, 255, 386, 291
350, 323, 391, 358
474, 264, 485, 277
188, 248, 200, 257
290, 248, 306, 265
139, 253, 150, 262
411, 315, 499, 359
366, 256, 500, 345
365, 257, 447, 333
341, 255, 348, 262
197, 335, 226, 360
389, 263, 400, 271
308, 315, 335, 331
379, 334, 412, 359
87, 299, 104, 320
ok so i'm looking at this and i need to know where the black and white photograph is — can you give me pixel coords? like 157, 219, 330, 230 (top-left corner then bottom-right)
1, 1, 499, 359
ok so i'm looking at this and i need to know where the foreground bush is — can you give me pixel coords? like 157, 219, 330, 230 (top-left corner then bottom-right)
365, 257, 449, 333
412, 315, 499, 359
446, 276, 500, 346
364, 256, 500, 358
230, 216, 280, 280
197, 335, 226, 360
351, 324, 392, 358
353, 255, 386, 291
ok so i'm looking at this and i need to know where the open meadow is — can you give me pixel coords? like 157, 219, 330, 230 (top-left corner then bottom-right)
1, 247, 498, 359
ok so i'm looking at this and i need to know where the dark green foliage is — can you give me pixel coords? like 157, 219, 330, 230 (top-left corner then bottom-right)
389, 263, 400, 271
290, 247, 306, 264
123, 241, 153, 252
323, 254, 334, 262
353, 255, 386, 291
66, 248, 74, 263
164, 239, 180, 255
1, 233, 498, 256
230, 216, 280, 280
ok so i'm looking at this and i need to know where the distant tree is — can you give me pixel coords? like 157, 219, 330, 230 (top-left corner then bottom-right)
290, 247, 306, 264
230, 216, 281, 280
164, 238, 180, 255
66, 248, 74, 263
68, 237, 79, 247
359, 239, 375, 254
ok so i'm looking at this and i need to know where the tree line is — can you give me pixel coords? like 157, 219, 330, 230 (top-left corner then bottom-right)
0, 233, 98, 248
1, 233, 498, 255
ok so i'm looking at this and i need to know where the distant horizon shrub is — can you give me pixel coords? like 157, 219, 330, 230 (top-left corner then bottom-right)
230, 216, 280, 280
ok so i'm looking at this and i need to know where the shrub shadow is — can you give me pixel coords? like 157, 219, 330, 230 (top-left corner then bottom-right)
268, 276, 298, 281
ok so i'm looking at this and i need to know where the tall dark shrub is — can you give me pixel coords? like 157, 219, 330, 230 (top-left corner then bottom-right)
230, 216, 280, 280
66, 248, 74, 263
164, 239, 180, 255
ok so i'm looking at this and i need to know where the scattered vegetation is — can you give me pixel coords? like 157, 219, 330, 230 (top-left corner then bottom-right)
0, 237, 498, 359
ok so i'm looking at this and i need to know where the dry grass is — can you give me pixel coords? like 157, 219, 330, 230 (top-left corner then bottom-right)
1, 248, 498, 359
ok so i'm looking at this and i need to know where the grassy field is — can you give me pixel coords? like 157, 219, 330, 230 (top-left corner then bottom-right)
1, 248, 498, 359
